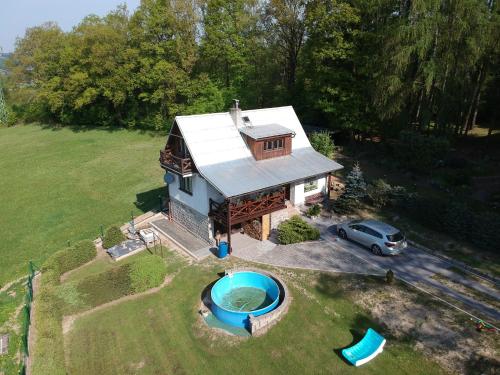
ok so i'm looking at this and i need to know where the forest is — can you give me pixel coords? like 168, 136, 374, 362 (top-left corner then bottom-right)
2, 0, 499, 136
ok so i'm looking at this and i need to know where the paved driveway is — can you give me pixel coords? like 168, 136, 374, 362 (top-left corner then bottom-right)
232, 218, 500, 323
319, 222, 500, 323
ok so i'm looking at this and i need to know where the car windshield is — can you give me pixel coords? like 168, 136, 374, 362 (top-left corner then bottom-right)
387, 232, 404, 242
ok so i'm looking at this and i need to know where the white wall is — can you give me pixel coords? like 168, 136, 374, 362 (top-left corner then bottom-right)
290, 175, 327, 206
168, 173, 224, 216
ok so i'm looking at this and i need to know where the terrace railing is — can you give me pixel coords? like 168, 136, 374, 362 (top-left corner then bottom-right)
210, 189, 286, 225
159, 147, 193, 176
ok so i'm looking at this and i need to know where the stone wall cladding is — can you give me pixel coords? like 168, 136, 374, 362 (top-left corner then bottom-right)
224, 267, 290, 336
248, 270, 290, 336
270, 208, 290, 229
170, 197, 211, 243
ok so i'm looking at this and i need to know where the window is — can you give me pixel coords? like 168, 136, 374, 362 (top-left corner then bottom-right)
179, 176, 193, 194
304, 177, 318, 193
387, 232, 404, 242
263, 138, 284, 151
362, 226, 383, 238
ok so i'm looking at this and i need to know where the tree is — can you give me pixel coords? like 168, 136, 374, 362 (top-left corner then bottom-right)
335, 162, 367, 213
264, 0, 307, 97
309, 131, 335, 158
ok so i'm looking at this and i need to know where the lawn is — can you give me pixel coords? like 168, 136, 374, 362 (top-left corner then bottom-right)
0, 125, 165, 286
65, 259, 445, 375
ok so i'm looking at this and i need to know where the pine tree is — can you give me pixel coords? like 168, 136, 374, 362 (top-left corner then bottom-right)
335, 162, 367, 213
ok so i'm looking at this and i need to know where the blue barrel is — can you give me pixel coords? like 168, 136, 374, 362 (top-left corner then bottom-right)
218, 241, 229, 258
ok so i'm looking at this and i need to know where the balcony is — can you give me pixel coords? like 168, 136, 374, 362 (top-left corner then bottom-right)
209, 188, 286, 225
159, 148, 194, 176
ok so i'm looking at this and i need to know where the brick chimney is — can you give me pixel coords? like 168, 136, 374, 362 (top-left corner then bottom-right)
229, 99, 243, 128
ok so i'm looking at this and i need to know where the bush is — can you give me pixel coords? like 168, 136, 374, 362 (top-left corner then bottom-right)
277, 216, 320, 245
309, 131, 335, 158
367, 179, 406, 208
43, 240, 96, 276
103, 226, 125, 249
306, 204, 321, 217
129, 255, 167, 293
395, 130, 450, 172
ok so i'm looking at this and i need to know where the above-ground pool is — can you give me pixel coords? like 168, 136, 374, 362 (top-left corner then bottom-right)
210, 271, 280, 328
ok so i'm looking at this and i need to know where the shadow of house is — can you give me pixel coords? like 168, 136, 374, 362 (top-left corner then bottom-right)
135, 186, 167, 213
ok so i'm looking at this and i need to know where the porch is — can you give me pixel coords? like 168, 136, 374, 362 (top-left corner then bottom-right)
209, 188, 287, 250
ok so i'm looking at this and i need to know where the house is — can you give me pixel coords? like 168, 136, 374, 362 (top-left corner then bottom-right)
159, 101, 343, 249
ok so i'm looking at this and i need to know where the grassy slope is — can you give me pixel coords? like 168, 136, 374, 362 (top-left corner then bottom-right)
0, 125, 165, 285
66, 262, 445, 375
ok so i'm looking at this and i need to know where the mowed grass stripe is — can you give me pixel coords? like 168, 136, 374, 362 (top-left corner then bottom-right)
65, 265, 445, 375
0, 125, 165, 285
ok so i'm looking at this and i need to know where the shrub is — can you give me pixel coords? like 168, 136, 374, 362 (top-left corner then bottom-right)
335, 162, 367, 213
306, 204, 321, 217
43, 240, 96, 276
386, 269, 394, 284
367, 179, 406, 208
278, 216, 320, 245
395, 130, 450, 172
103, 226, 125, 249
309, 131, 335, 158
129, 255, 167, 293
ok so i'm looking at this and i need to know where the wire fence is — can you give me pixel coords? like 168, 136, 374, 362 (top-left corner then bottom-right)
17, 261, 37, 375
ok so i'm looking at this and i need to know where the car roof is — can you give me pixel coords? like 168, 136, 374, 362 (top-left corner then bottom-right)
357, 219, 399, 235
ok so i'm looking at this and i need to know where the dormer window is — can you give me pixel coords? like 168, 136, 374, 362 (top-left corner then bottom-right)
240, 124, 293, 160
264, 138, 284, 151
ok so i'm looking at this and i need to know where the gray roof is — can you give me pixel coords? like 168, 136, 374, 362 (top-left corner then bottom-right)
239, 124, 294, 139
175, 106, 343, 198
200, 148, 343, 197
361, 219, 399, 235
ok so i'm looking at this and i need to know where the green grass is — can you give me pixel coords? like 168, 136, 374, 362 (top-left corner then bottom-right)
65, 263, 445, 375
59, 249, 184, 316
0, 125, 165, 286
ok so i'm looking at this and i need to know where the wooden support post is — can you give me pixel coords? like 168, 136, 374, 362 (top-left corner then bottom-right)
226, 199, 232, 254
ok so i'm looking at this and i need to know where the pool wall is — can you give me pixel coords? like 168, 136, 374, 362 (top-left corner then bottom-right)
210, 271, 280, 328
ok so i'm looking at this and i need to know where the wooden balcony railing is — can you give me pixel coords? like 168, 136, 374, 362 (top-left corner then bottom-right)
159, 148, 193, 175
209, 189, 286, 225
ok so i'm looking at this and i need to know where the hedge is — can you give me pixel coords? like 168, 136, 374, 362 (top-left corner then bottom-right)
103, 226, 126, 249
44, 240, 96, 276
277, 216, 320, 245
129, 255, 167, 293
32, 239, 96, 375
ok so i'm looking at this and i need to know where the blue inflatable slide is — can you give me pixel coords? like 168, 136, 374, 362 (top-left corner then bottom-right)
342, 328, 386, 367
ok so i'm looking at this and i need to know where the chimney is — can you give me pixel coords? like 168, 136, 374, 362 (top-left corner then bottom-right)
229, 99, 243, 128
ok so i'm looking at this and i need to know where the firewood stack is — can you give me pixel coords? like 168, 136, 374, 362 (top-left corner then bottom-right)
242, 219, 262, 241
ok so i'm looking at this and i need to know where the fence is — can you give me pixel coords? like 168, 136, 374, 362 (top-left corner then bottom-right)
17, 261, 37, 375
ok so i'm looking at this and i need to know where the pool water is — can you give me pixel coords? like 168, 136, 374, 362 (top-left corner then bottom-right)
219, 287, 274, 312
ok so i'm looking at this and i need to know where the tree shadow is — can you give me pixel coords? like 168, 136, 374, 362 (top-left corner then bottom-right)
135, 186, 166, 213
314, 272, 347, 300
38, 122, 164, 137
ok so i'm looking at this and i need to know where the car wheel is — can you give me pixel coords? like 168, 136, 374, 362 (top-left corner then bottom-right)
371, 245, 382, 256
338, 229, 347, 240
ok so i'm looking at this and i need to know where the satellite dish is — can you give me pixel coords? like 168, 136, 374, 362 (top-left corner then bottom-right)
164, 173, 175, 184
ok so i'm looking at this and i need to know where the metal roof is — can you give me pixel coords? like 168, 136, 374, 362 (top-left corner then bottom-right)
200, 148, 343, 197
239, 123, 294, 139
174, 106, 343, 197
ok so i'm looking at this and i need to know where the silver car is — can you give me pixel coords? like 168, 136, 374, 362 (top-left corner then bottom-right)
337, 219, 407, 255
